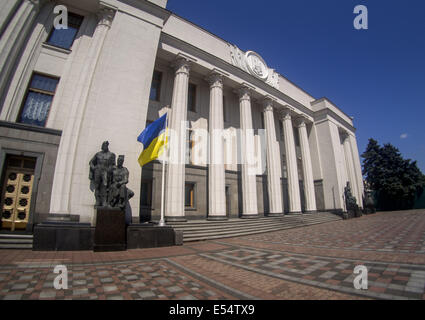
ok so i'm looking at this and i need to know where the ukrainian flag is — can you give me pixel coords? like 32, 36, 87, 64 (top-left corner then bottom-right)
137, 113, 168, 166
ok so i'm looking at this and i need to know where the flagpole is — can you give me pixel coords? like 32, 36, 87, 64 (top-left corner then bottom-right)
159, 112, 168, 227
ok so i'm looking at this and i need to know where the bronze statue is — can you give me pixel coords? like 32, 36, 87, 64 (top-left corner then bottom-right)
109, 155, 134, 210
363, 190, 376, 214
343, 182, 361, 218
89, 141, 116, 207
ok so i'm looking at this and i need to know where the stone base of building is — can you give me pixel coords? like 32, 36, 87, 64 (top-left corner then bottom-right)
165, 216, 187, 222
286, 211, 303, 215
207, 216, 228, 221
303, 210, 318, 214
127, 224, 177, 249
240, 214, 260, 219
266, 213, 284, 217
33, 222, 94, 251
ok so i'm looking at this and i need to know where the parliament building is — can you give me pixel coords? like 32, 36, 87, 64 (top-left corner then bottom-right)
0, 0, 364, 233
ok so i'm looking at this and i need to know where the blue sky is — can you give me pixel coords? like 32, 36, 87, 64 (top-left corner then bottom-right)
166, 0, 425, 173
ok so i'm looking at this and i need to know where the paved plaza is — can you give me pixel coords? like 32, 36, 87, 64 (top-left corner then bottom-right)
0, 210, 424, 300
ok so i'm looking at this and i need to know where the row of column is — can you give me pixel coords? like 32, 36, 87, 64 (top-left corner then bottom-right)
164, 57, 317, 221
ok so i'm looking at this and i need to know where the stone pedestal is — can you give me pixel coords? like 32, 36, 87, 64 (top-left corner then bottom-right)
127, 224, 177, 249
93, 207, 126, 252
33, 222, 94, 251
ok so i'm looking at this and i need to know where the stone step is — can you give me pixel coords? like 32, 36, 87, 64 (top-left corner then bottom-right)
169, 213, 341, 242
170, 213, 335, 228
183, 219, 339, 242
0, 238, 33, 244
0, 234, 33, 249
0, 233, 33, 239
172, 216, 339, 232
174, 219, 306, 233
0, 243, 33, 249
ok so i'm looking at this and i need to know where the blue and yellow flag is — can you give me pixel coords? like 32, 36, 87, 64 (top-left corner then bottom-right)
137, 113, 168, 166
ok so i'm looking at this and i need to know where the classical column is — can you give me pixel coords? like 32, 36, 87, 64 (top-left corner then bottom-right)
280, 107, 302, 214
348, 134, 364, 207
263, 97, 283, 215
296, 116, 317, 213
164, 56, 191, 222
238, 85, 258, 218
0, 0, 43, 110
207, 71, 227, 220
342, 131, 360, 206
49, 4, 116, 214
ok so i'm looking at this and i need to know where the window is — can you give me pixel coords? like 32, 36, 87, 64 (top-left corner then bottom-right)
46, 13, 84, 50
223, 95, 228, 122
188, 83, 196, 112
293, 127, 300, 146
140, 180, 152, 207
149, 71, 162, 101
260, 112, 265, 129
186, 129, 194, 164
185, 183, 195, 208
279, 121, 284, 141
18, 74, 59, 127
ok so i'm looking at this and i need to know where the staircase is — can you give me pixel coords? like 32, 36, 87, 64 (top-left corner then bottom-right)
0, 233, 33, 249
169, 212, 342, 242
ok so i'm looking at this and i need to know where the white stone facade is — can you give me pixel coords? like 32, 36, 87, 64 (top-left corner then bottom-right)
0, 0, 364, 224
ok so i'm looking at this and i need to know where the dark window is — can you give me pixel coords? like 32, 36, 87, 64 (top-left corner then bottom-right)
149, 71, 162, 101
188, 83, 196, 112
140, 180, 152, 207
186, 129, 194, 164
279, 121, 284, 141
223, 95, 228, 122
185, 183, 195, 208
260, 112, 265, 129
18, 74, 59, 127
293, 127, 300, 146
46, 13, 84, 49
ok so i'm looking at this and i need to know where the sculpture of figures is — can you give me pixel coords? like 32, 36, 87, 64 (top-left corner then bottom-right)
89, 141, 116, 207
109, 155, 134, 210
363, 190, 376, 214
344, 182, 362, 218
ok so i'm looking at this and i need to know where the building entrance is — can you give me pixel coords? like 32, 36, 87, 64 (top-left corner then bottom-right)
1, 156, 36, 231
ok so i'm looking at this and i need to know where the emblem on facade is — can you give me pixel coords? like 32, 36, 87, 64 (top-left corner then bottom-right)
229, 44, 279, 89
246, 51, 269, 80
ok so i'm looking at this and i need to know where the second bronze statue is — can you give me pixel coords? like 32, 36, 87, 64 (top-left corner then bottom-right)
89, 141, 134, 210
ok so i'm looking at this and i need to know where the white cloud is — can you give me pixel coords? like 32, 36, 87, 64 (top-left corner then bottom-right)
400, 133, 408, 139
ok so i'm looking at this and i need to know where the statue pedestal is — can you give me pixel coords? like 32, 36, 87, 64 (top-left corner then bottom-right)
93, 207, 126, 252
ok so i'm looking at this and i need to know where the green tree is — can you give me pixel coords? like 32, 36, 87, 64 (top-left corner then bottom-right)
362, 139, 425, 211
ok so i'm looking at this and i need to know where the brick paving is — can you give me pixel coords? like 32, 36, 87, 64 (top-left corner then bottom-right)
0, 209, 424, 300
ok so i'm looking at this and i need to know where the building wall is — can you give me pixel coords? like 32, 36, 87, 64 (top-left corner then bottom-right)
0, 0, 365, 224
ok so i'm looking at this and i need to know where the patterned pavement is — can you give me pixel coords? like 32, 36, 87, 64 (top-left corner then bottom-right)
0, 210, 424, 300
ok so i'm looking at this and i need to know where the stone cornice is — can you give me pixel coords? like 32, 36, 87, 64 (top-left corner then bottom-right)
313, 108, 356, 133
159, 33, 315, 117
0, 120, 62, 136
